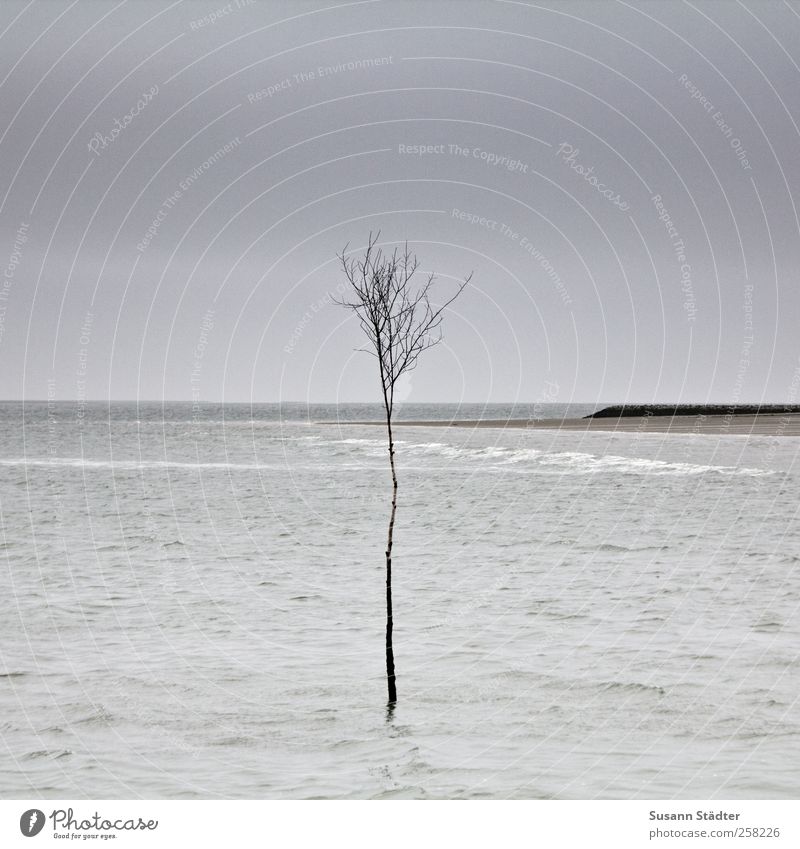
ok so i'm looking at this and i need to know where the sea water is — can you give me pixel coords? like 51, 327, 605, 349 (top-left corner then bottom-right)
1, 402, 798, 798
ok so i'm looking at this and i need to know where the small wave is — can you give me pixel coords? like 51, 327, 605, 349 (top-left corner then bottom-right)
74, 705, 114, 725
534, 451, 770, 476
598, 681, 666, 696
499, 448, 542, 463
208, 735, 257, 747
404, 442, 465, 458
752, 620, 782, 633
401, 441, 770, 475
25, 749, 72, 760
329, 438, 396, 449
0, 444, 772, 479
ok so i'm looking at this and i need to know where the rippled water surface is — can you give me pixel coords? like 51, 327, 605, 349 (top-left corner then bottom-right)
2, 402, 799, 798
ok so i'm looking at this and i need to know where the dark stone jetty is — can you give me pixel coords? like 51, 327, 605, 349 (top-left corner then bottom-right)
586, 404, 800, 419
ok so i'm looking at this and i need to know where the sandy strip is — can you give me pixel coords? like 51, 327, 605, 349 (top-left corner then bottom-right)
341, 413, 800, 436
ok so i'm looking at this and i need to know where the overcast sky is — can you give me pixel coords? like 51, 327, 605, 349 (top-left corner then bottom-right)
1, 0, 799, 405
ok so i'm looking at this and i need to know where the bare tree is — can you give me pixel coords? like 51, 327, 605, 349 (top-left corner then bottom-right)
335, 232, 471, 706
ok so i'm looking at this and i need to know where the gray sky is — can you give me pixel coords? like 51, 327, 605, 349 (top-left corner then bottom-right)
1, 0, 799, 404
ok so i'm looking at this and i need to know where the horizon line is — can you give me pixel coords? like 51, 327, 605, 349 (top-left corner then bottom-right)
0, 399, 794, 406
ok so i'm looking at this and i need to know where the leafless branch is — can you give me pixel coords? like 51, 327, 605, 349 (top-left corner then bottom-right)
334, 231, 471, 418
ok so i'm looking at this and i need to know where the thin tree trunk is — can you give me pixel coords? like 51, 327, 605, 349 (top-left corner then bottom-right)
336, 235, 468, 709
385, 408, 398, 704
